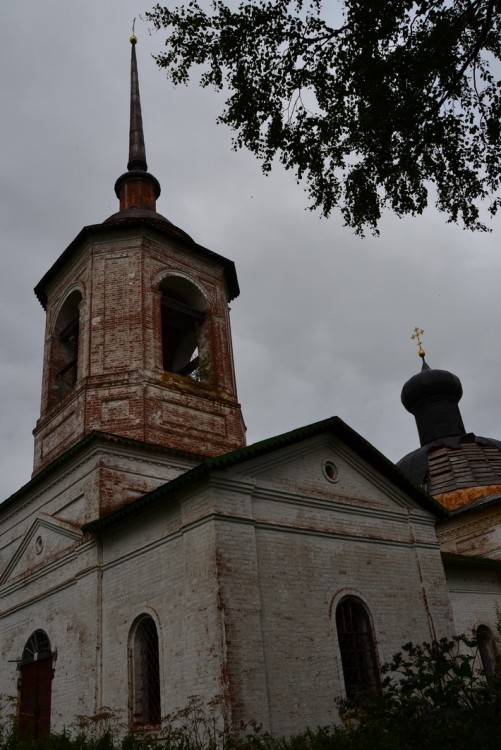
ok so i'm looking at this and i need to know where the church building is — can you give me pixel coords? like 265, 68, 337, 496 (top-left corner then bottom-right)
1, 38, 501, 739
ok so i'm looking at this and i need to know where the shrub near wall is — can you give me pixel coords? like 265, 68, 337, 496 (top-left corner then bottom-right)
330, 635, 501, 750
2, 635, 501, 750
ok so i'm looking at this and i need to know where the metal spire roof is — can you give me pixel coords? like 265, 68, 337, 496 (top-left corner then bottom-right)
127, 34, 148, 172
112, 35, 161, 213
35, 34, 241, 306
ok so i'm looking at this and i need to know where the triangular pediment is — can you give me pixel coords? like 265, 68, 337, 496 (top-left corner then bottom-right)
229, 432, 432, 516
0, 514, 82, 585
84, 418, 441, 534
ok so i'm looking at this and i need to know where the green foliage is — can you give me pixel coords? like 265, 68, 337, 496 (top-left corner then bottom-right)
146, 0, 501, 234
334, 634, 501, 749
190, 354, 212, 384
1, 634, 501, 749
237, 635, 501, 748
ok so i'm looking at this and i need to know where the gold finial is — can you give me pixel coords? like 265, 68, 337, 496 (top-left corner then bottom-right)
130, 18, 137, 44
411, 327, 426, 359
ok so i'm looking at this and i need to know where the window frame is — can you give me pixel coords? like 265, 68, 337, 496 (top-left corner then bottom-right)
477, 624, 499, 678
158, 275, 210, 383
49, 290, 83, 406
129, 615, 162, 727
335, 596, 380, 699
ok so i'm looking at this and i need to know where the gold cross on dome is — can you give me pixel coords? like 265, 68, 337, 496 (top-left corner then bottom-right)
411, 327, 426, 358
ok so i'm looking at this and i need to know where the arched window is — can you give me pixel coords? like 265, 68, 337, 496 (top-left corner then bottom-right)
50, 290, 82, 405
130, 616, 161, 726
477, 625, 498, 677
160, 277, 208, 381
18, 630, 53, 738
336, 597, 380, 699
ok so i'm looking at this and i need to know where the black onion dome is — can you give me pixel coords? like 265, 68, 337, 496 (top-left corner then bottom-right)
401, 358, 463, 413
400, 357, 466, 449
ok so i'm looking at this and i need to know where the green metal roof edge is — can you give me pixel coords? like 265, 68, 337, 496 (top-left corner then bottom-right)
441, 550, 501, 570
83, 416, 447, 534
0, 431, 198, 514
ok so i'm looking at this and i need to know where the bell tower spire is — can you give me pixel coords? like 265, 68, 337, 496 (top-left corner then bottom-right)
32, 34, 246, 477
114, 35, 161, 215
127, 33, 147, 171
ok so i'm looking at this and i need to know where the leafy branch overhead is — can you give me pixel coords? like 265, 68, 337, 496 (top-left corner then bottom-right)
146, 0, 501, 235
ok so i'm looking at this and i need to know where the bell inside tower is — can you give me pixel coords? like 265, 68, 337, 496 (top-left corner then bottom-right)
49, 290, 82, 407
160, 277, 208, 380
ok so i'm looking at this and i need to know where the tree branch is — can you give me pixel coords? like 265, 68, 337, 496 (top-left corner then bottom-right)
435, 0, 496, 111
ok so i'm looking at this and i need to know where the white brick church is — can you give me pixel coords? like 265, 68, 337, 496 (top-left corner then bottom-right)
1, 37, 501, 739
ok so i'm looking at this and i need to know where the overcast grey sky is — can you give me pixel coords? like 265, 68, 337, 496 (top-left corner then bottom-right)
2, 1, 501, 499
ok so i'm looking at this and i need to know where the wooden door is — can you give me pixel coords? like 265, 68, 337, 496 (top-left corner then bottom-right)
19, 657, 53, 738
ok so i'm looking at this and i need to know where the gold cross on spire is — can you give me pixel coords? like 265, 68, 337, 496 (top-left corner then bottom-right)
411, 327, 426, 359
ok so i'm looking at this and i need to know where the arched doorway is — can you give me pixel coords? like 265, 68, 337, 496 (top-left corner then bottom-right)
18, 630, 53, 738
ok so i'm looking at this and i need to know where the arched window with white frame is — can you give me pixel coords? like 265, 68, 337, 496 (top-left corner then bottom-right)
129, 615, 161, 726
335, 596, 380, 699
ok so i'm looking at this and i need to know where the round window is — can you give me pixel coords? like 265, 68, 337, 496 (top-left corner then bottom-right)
323, 460, 339, 483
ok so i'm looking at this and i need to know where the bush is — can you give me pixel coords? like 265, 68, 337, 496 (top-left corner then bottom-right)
335, 634, 501, 750
2, 634, 500, 750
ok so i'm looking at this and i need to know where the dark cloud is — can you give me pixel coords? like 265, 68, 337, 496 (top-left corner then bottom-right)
1, 1, 501, 499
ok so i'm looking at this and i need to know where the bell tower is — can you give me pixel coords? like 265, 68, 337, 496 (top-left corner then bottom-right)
32, 37, 246, 475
